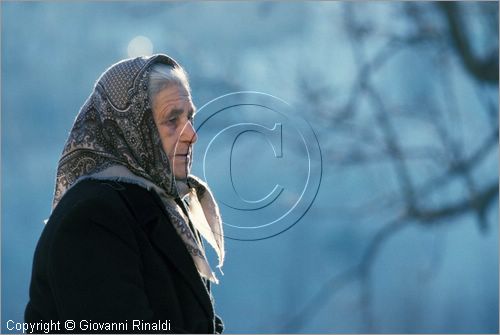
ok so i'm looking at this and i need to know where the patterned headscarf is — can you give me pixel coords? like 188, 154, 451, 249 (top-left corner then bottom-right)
52, 54, 224, 283
54, 54, 180, 205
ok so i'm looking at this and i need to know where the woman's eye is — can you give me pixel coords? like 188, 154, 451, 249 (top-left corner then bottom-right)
165, 117, 177, 125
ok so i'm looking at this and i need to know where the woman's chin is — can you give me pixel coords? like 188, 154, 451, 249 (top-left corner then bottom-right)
172, 167, 189, 180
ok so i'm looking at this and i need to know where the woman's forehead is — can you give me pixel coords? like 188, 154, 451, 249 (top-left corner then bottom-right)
156, 84, 191, 102
154, 85, 194, 114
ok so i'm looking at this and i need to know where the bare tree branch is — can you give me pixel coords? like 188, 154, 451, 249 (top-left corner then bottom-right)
283, 2, 498, 331
282, 179, 497, 331
437, 2, 499, 84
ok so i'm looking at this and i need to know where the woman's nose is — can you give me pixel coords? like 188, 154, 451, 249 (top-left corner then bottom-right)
181, 120, 198, 144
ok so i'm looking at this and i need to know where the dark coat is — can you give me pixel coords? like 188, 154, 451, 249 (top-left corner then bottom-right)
25, 179, 224, 334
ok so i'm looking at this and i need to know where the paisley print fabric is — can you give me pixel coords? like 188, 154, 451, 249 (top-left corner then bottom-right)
51, 54, 224, 283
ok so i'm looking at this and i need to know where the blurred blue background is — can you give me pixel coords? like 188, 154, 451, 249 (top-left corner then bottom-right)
2, 2, 498, 333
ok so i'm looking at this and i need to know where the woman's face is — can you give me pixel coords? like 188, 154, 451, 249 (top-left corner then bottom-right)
151, 84, 197, 180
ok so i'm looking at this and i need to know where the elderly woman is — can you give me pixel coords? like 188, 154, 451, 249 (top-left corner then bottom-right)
24, 54, 225, 333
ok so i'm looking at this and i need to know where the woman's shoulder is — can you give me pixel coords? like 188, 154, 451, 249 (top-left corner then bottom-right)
49, 179, 157, 230
44, 179, 157, 252
52, 179, 128, 218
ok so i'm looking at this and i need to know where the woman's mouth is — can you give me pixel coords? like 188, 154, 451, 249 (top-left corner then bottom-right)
174, 154, 190, 161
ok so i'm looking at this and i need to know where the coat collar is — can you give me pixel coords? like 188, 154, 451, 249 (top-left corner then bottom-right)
118, 182, 214, 318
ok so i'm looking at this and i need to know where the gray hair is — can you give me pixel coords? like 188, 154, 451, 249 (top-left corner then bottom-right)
148, 63, 191, 105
